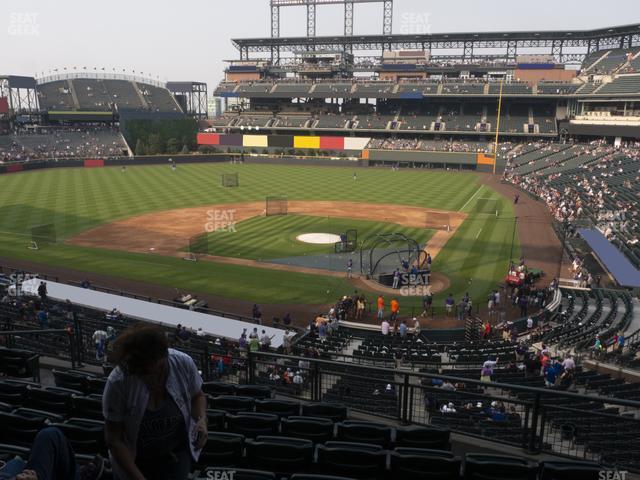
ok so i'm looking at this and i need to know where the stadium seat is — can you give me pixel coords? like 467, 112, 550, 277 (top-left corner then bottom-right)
50, 418, 105, 455
198, 468, 276, 480
255, 398, 300, 418
12, 407, 64, 423
281, 416, 335, 444
198, 432, 244, 467
390, 448, 461, 480
245, 436, 314, 474
316, 441, 388, 480
226, 412, 280, 437
539, 460, 602, 480
209, 395, 255, 413
85, 376, 107, 396
463, 454, 538, 480
0, 402, 13, 412
335, 421, 393, 449
395, 425, 451, 450
0, 347, 39, 380
25, 386, 81, 415
0, 411, 50, 446
52, 369, 89, 392
236, 385, 272, 400
302, 403, 348, 422
206, 408, 227, 430
73, 395, 104, 421
202, 381, 237, 397
0, 443, 30, 464
0, 380, 32, 406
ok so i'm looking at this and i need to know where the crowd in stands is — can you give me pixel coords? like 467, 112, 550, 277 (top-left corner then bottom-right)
0, 126, 128, 163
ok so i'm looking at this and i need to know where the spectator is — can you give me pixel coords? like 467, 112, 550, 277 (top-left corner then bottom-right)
390, 298, 399, 323
252, 304, 262, 324
37, 281, 47, 304
282, 330, 292, 354
103, 324, 207, 480
37, 308, 49, 329
0, 427, 104, 480
377, 295, 385, 319
92, 329, 108, 362
260, 330, 273, 350
480, 357, 498, 383
413, 317, 421, 335
445, 294, 454, 316
421, 292, 432, 317
381, 319, 390, 336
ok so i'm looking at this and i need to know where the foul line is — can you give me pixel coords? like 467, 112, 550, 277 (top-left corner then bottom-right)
459, 185, 484, 212
475, 228, 483, 240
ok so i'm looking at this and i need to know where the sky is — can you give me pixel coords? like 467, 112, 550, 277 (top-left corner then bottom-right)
1, 0, 638, 90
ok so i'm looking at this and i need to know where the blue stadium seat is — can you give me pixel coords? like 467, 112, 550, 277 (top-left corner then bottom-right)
302, 403, 348, 422
226, 412, 280, 437
335, 421, 393, 449
316, 441, 387, 480
198, 432, 244, 467
395, 425, 451, 450
255, 398, 300, 418
539, 460, 602, 480
463, 454, 538, 480
209, 395, 255, 413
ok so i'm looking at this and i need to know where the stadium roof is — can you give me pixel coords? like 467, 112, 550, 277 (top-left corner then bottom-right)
232, 23, 640, 56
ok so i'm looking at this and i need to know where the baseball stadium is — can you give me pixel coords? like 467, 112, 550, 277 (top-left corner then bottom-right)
1, 1, 640, 479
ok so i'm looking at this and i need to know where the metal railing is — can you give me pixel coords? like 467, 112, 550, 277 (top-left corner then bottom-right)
243, 350, 640, 470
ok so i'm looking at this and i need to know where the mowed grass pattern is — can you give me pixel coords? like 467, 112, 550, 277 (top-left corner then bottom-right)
0, 164, 517, 306
191, 215, 434, 260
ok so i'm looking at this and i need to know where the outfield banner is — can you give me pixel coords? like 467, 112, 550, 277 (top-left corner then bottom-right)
84, 159, 104, 168
319, 136, 344, 150
267, 135, 294, 148
6, 164, 23, 173
344, 137, 371, 150
197, 133, 220, 145
477, 153, 496, 166
219, 134, 243, 146
294, 136, 321, 149
243, 135, 268, 148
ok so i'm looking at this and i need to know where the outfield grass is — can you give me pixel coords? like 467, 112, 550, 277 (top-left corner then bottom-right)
190, 215, 434, 260
0, 163, 517, 307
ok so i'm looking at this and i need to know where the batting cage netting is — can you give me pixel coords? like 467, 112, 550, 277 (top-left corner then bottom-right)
474, 198, 501, 216
335, 229, 358, 253
221, 173, 239, 188
185, 232, 209, 261
266, 196, 288, 216
29, 224, 56, 250
425, 212, 451, 231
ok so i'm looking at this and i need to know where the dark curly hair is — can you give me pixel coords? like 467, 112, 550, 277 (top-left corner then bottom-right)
111, 323, 169, 375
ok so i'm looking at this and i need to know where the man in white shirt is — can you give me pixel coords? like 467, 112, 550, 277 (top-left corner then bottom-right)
381, 320, 390, 336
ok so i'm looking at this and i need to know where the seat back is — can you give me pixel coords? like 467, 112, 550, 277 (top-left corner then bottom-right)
226, 412, 280, 438
281, 416, 335, 444
246, 436, 314, 473
0, 411, 47, 446
209, 395, 255, 414
391, 448, 461, 480
236, 385, 272, 400
539, 460, 602, 480
464, 454, 538, 480
302, 403, 347, 422
202, 381, 237, 397
198, 432, 244, 467
336, 421, 393, 449
316, 442, 387, 480
396, 425, 451, 450
255, 399, 300, 418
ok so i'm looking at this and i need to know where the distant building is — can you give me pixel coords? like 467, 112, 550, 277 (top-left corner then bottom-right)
208, 97, 224, 117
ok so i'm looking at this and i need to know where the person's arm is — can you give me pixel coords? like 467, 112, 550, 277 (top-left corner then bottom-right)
191, 389, 208, 449
105, 421, 146, 480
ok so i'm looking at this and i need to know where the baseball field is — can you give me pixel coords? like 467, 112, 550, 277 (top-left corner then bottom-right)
0, 163, 519, 311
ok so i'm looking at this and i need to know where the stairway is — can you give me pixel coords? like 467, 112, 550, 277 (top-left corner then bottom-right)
67, 80, 80, 110
132, 82, 150, 109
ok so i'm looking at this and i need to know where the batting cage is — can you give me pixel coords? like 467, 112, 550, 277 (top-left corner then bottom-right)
425, 212, 451, 231
184, 232, 209, 261
266, 196, 288, 216
29, 224, 56, 250
359, 233, 421, 277
221, 173, 239, 188
335, 229, 358, 253
474, 198, 501, 216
